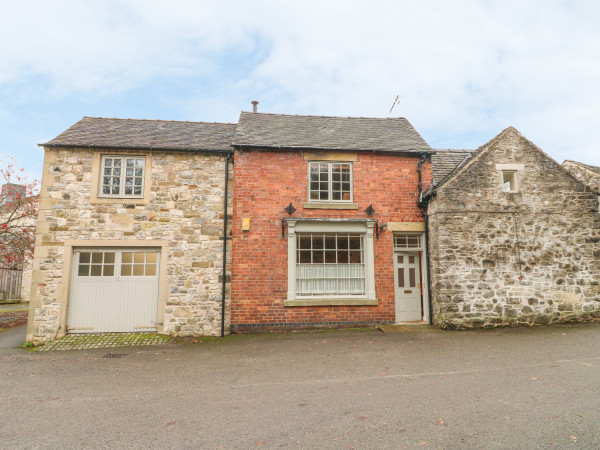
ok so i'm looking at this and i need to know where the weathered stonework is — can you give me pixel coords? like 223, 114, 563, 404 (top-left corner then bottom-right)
26, 148, 232, 344
562, 160, 600, 193
19, 257, 33, 303
427, 128, 600, 329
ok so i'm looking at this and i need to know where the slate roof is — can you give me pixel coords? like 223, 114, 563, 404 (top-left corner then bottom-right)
232, 112, 432, 153
41, 117, 237, 151
431, 149, 474, 181
564, 160, 600, 176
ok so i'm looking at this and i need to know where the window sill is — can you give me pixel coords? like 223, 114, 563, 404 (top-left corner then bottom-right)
92, 196, 148, 205
284, 298, 378, 307
303, 202, 359, 210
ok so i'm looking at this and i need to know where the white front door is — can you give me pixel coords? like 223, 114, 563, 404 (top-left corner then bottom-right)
68, 248, 160, 333
394, 251, 422, 322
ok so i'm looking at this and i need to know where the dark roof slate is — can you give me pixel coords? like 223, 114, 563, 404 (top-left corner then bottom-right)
233, 112, 432, 153
42, 117, 237, 151
431, 149, 473, 181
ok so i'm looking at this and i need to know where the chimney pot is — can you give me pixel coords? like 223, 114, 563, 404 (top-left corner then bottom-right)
251, 100, 259, 113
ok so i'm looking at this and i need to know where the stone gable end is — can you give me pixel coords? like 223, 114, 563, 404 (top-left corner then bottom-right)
427, 128, 600, 329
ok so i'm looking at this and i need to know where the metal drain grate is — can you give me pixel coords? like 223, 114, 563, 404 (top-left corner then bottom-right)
103, 353, 128, 358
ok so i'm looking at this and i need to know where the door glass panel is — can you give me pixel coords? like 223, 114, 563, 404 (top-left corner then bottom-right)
78, 264, 89, 276
409, 255, 415, 264
103, 265, 114, 276
80, 252, 90, 264
122, 252, 133, 263
146, 252, 157, 263
409, 268, 416, 287
134, 252, 145, 263
398, 268, 404, 287
121, 264, 132, 276
92, 252, 103, 264
145, 264, 156, 276
91, 265, 102, 276
397, 255, 403, 263
133, 264, 145, 276
104, 252, 115, 264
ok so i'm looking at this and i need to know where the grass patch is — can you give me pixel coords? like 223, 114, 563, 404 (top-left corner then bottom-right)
0, 307, 28, 313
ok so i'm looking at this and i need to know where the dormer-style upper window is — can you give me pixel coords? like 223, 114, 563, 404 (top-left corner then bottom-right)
308, 162, 352, 202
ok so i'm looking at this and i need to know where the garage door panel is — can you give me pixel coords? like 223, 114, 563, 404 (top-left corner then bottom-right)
68, 249, 160, 333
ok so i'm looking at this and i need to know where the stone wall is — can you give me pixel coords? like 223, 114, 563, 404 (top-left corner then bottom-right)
20, 257, 33, 303
427, 128, 600, 329
26, 147, 231, 344
562, 161, 600, 193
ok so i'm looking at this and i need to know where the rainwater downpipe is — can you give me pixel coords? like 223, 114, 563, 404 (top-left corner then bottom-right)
417, 154, 434, 325
221, 151, 233, 337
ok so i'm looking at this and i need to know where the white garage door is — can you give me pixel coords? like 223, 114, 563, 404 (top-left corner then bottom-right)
68, 248, 160, 333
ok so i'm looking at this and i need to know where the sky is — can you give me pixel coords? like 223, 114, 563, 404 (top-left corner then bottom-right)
1, 0, 600, 181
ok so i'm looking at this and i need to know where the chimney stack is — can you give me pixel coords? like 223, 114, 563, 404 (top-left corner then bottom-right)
251, 100, 259, 113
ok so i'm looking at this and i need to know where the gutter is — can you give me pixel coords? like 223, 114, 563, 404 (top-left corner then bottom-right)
416, 153, 434, 325
221, 151, 234, 337
232, 144, 434, 155
38, 143, 234, 153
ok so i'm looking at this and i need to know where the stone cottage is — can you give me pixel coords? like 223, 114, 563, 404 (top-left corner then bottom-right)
424, 127, 600, 328
230, 112, 434, 332
26, 117, 235, 344
26, 112, 600, 343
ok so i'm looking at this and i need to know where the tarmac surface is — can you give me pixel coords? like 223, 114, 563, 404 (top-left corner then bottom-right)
1, 324, 599, 449
0, 325, 26, 349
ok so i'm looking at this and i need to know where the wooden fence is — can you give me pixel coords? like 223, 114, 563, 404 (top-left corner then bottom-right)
0, 268, 22, 300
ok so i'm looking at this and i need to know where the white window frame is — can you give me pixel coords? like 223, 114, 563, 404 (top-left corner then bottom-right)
307, 161, 353, 203
285, 220, 376, 306
99, 155, 146, 198
75, 248, 160, 278
295, 232, 366, 297
393, 233, 423, 251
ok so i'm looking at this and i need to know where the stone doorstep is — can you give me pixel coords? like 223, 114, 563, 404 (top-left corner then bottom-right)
378, 324, 441, 333
35, 332, 172, 352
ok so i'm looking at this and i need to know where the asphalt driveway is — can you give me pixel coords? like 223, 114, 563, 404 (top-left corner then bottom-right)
1, 324, 599, 449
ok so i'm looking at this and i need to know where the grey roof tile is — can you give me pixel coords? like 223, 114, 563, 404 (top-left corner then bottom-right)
232, 112, 432, 152
431, 149, 474, 181
42, 117, 236, 151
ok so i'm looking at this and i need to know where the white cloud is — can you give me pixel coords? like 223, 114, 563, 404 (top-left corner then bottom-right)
1, 0, 600, 166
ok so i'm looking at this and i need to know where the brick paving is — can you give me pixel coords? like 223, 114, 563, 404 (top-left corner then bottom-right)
35, 332, 172, 351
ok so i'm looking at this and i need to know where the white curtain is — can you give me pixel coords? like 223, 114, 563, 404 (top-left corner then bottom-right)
296, 263, 365, 295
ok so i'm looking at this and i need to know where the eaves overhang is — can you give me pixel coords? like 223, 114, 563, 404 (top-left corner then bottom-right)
38, 143, 234, 153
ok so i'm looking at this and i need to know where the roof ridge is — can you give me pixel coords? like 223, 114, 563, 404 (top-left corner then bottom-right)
564, 159, 600, 168
82, 116, 237, 126
239, 111, 408, 120
433, 148, 475, 152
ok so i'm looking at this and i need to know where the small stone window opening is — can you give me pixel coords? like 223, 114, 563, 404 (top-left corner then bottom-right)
502, 171, 518, 192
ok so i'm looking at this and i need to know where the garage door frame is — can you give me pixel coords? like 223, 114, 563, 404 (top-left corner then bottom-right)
54, 240, 169, 339
68, 247, 161, 333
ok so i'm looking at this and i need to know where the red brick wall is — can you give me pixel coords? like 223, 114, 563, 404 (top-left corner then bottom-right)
231, 149, 432, 331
